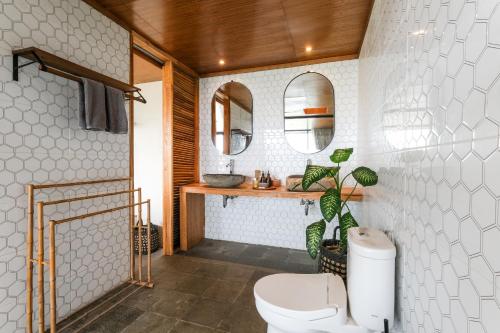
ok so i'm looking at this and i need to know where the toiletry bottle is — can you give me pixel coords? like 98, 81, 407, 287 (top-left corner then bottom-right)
267, 171, 272, 187
259, 172, 266, 185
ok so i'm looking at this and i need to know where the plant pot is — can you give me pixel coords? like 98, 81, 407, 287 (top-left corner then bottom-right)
134, 224, 160, 255
317, 227, 347, 281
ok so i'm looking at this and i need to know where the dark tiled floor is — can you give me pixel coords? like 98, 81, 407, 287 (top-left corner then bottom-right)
180, 239, 318, 273
56, 240, 317, 333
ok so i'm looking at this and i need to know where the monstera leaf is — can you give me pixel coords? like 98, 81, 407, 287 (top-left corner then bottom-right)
306, 219, 326, 259
330, 148, 353, 163
302, 165, 339, 191
352, 166, 378, 187
339, 212, 358, 250
319, 188, 341, 222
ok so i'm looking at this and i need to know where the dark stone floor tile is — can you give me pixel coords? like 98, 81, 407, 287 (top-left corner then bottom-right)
218, 305, 266, 333
174, 274, 217, 296
170, 321, 220, 333
239, 246, 268, 259
154, 271, 193, 291
151, 290, 197, 318
262, 247, 289, 262
56, 298, 118, 332
121, 312, 177, 333
233, 285, 255, 309
248, 269, 277, 284
79, 304, 143, 333
58, 327, 77, 333
287, 249, 316, 265
120, 287, 161, 312
195, 262, 229, 279
202, 279, 246, 303
57, 283, 137, 330
265, 259, 293, 271
154, 256, 203, 275
287, 263, 316, 273
180, 298, 231, 328
219, 265, 255, 283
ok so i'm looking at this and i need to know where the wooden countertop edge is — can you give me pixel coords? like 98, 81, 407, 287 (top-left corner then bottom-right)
180, 183, 363, 201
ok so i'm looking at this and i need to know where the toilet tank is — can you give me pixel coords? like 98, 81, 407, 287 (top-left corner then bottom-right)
347, 227, 396, 332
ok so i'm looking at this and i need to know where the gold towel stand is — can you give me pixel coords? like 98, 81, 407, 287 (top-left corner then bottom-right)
26, 177, 154, 333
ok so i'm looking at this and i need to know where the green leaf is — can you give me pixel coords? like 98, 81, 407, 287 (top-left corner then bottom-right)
319, 188, 341, 222
352, 166, 378, 186
330, 148, 353, 163
306, 220, 326, 259
302, 165, 339, 191
339, 212, 359, 250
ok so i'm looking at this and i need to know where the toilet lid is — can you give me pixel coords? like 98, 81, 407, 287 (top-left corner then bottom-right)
254, 273, 347, 321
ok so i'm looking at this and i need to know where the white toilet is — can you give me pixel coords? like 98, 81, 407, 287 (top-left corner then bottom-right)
254, 227, 396, 333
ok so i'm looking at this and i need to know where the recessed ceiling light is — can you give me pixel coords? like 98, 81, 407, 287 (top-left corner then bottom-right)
219, 59, 225, 65
305, 46, 313, 53
412, 29, 426, 36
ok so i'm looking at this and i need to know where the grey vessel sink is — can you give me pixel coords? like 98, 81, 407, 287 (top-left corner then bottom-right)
203, 174, 246, 188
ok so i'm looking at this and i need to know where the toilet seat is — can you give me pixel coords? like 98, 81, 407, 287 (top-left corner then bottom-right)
254, 273, 347, 321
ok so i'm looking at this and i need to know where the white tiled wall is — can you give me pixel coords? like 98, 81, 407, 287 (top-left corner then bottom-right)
0, 0, 130, 331
359, 0, 500, 332
199, 61, 360, 249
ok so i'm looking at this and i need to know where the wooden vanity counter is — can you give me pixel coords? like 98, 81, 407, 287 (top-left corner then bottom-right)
179, 183, 363, 251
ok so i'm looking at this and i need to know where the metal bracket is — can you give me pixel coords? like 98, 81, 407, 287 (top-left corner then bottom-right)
222, 195, 237, 208
125, 89, 147, 104
13, 51, 46, 81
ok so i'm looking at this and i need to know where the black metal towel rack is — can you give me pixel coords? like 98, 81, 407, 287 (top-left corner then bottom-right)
12, 47, 146, 103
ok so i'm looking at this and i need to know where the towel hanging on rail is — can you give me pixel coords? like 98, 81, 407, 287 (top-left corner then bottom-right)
105, 86, 128, 134
79, 78, 107, 131
79, 79, 129, 134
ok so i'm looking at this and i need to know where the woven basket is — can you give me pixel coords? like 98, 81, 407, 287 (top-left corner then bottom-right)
134, 224, 160, 255
318, 226, 347, 281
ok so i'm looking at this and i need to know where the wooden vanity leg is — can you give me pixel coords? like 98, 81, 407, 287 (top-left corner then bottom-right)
180, 191, 205, 251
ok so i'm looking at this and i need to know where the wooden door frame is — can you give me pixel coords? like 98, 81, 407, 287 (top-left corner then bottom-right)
162, 62, 175, 255
131, 33, 198, 256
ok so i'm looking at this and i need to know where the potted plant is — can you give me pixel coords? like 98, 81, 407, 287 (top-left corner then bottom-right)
301, 148, 378, 278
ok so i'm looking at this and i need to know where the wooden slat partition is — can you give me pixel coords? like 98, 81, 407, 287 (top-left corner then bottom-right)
163, 62, 199, 255
172, 66, 198, 249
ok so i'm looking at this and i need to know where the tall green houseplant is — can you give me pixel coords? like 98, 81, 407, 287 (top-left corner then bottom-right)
302, 148, 378, 258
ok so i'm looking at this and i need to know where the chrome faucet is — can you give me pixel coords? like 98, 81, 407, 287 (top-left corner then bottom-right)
300, 199, 315, 216
226, 159, 235, 174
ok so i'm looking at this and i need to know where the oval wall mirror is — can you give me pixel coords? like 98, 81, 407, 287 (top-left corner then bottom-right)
211, 81, 253, 155
283, 72, 335, 154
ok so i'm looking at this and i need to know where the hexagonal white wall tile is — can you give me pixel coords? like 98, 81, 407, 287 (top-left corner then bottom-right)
471, 187, 497, 229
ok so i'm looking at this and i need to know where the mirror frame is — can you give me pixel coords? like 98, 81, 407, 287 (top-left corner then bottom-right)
211, 80, 254, 155
282, 71, 336, 154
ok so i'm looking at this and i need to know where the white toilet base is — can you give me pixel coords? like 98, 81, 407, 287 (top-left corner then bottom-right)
268, 325, 287, 333
266, 322, 370, 333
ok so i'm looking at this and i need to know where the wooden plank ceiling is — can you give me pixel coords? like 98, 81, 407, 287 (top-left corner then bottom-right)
96, 0, 373, 76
